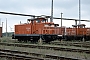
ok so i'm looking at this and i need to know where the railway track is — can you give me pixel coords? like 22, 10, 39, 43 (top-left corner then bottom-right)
0, 49, 80, 60
50, 41, 90, 48
0, 42, 90, 60
0, 42, 90, 54
0, 49, 48, 60
51, 42, 90, 48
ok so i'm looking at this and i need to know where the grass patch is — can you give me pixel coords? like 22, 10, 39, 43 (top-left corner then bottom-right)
0, 37, 18, 43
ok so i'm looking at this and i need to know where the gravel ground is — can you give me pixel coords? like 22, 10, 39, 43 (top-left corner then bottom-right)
0, 45, 90, 60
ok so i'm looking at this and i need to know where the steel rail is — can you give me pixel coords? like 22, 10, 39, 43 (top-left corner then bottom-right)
0, 42, 90, 54
0, 49, 79, 60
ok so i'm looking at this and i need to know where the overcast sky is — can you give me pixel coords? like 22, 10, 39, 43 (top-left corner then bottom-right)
0, 0, 90, 32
